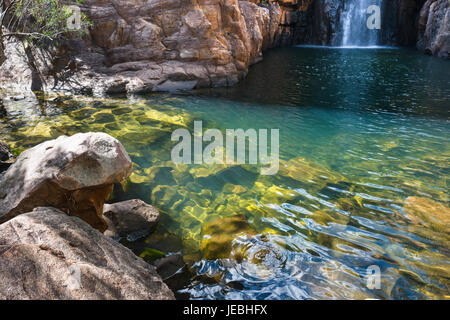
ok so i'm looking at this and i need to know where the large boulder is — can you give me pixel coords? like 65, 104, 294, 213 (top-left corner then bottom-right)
103, 199, 160, 239
0, 207, 174, 300
0, 132, 132, 231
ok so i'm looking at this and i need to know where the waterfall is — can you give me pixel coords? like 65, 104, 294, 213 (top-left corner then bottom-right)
340, 0, 383, 47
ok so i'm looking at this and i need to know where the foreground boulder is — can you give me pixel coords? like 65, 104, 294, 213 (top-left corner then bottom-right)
0, 132, 132, 231
104, 199, 160, 239
0, 207, 174, 300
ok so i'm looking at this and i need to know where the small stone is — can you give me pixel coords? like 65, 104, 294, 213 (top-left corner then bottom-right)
153, 253, 186, 280
103, 199, 160, 239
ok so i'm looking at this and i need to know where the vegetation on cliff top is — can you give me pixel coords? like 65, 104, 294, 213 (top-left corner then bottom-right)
0, 0, 90, 66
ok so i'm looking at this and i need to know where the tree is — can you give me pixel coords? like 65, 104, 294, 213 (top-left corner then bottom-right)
0, 0, 90, 69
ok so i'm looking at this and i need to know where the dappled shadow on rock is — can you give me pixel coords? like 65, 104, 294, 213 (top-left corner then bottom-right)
0, 132, 132, 231
0, 207, 174, 300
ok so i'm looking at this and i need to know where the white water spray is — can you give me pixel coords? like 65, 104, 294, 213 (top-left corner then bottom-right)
340, 0, 383, 47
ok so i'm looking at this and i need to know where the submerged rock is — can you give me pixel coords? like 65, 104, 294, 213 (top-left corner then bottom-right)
153, 253, 192, 298
154, 253, 186, 280
278, 156, 344, 185
201, 214, 256, 260
404, 196, 450, 232
104, 199, 160, 239
0, 132, 133, 231
0, 207, 174, 300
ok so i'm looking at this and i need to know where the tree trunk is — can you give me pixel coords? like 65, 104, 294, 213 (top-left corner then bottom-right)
0, 28, 6, 66
0, 98, 6, 118
24, 43, 43, 92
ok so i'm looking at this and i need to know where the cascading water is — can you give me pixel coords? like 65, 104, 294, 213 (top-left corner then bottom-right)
340, 0, 383, 47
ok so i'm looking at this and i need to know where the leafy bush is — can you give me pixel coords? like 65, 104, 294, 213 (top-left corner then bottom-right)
1, 0, 91, 44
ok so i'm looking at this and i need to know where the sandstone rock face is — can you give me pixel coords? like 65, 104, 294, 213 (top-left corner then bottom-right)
0, 207, 174, 300
104, 199, 160, 238
0, 132, 132, 231
1, 0, 445, 94
309, 0, 343, 45
417, 0, 450, 58
0, 0, 310, 94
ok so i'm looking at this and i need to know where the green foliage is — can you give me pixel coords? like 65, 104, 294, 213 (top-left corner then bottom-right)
3, 0, 91, 44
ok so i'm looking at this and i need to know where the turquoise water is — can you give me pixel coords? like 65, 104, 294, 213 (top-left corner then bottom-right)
1, 47, 449, 299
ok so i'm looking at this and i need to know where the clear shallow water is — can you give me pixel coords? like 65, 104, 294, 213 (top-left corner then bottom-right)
1, 47, 449, 299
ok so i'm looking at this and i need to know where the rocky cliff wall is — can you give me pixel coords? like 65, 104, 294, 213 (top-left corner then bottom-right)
0, 0, 447, 95
1, 0, 310, 94
417, 0, 449, 58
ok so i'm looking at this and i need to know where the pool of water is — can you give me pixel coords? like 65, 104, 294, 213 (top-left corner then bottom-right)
1, 47, 449, 299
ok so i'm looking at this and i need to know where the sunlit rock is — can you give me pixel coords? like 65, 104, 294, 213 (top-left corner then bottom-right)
201, 214, 256, 260
0, 207, 174, 300
260, 185, 299, 204
278, 157, 344, 184
0, 132, 132, 231
404, 196, 450, 233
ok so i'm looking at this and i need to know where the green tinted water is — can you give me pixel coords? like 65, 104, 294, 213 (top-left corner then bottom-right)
1, 47, 449, 299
